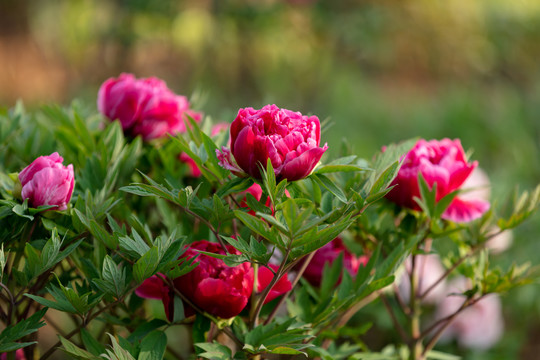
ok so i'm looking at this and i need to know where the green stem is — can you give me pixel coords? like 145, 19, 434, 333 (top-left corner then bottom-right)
408, 254, 423, 360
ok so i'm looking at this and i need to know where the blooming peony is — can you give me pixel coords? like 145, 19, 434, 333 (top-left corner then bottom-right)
18, 152, 74, 211
137, 240, 253, 319
218, 104, 327, 181
98, 73, 201, 141
386, 138, 490, 222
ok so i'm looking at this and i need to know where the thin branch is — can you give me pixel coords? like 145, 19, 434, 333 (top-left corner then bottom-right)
421, 296, 484, 357
263, 251, 315, 326
156, 274, 244, 349
392, 284, 411, 315
39, 290, 134, 360
379, 293, 409, 342
319, 292, 379, 349
251, 245, 292, 328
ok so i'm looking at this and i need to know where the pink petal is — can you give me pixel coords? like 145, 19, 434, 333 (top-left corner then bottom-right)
279, 144, 327, 181
442, 196, 490, 223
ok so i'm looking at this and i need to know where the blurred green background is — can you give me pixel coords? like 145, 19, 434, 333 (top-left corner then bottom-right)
1, 0, 540, 358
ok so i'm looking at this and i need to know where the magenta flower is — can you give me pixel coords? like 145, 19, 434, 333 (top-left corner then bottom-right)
386, 139, 490, 222
0, 349, 26, 360
135, 274, 173, 320
218, 104, 327, 181
303, 237, 368, 286
97, 73, 201, 141
258, 264, 292, 304
18, 152, 74, 211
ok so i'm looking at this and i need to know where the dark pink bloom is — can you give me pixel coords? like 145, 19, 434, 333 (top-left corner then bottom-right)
0, 349, 26, 360
386, 139, 490, 222
137, 241, 253, 319
18, 152, 74, 211
97, 73, 201, 141
178, 153, 202, 178
135, 274, 173, 320
303, 238, 368, 286
218, 104, 327, 181
175, 241, 253, 318
258, 264, 292, 303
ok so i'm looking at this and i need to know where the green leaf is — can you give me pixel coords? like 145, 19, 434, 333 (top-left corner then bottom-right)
0, 308, 47, 349
92, 259, 125, 301
415, 172, 436, 217
234, 210, 273, 240
368, 161, 400, 198
133, 247, 160, 283
25, 293, 77, 314
216, 177, 254, 198
195, 342, 233, 360
127, 319, 168, 342
59, 335, 100, 360
311, 174, 347, 204
193, 315, 212, 345
80, 329, 106, 356
139, 331, 167, 360
119, 233, 150, 259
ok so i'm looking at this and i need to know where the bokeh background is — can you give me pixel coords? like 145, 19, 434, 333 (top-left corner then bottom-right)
1, 0, 540, 358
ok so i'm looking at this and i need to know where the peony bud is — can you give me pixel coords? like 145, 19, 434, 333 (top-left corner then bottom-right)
18, 152, 74, 211
97, 73, 201, 141
386, 138, 490, 222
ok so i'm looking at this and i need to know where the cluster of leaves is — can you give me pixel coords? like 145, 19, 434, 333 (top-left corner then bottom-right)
0, 101, 539, 360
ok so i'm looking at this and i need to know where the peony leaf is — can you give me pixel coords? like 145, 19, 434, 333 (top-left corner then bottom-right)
311, 174, 347, 204
58, 336, 100, 360
139, 331, 167, 360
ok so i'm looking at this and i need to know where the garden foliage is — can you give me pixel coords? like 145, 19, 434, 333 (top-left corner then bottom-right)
0, 75, 539, 360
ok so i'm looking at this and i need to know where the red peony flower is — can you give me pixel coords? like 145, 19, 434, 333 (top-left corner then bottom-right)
136, 240, 253, 319
218, 104, 327, 181
258, 264, 292, 303
98, 73, 201, 141
18, 152, 74, 211
385, 138, 490, 222
303, 237, 368, 286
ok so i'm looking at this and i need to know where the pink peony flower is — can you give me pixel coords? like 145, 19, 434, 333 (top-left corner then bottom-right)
398, 254, 447, 304
435, 277, 503, 350
0, 349, 26, 360
258, 264, 292, 304
218, 104, 327, 181
303, 237, 368, 286
386, 139, 490, 222
97, 73, 201, 141
18, 152, 74, 211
